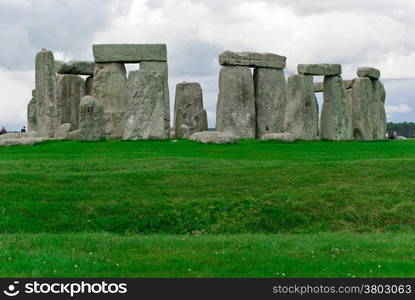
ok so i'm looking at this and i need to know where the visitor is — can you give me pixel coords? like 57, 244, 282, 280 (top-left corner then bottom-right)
0, 127, 7, 135
21, 126, 26, 133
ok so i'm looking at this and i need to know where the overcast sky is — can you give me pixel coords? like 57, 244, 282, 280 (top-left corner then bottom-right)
0, 0, 414, 130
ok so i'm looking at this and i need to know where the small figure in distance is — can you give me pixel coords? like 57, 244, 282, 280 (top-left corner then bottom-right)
21, 126, 26, 133
0, 126, 7, 135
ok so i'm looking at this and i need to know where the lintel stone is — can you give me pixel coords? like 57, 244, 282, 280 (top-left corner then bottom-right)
219, 51, 286, 69
298, 64, 342, 76
56, 61, 95, 75
93, 44, 167, 63
357, 67, 380, 79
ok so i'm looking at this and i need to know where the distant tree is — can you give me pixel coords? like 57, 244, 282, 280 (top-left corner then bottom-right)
387, 122, 415, 138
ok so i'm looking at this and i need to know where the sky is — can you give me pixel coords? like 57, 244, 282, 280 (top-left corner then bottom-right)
0, 0, 414, 130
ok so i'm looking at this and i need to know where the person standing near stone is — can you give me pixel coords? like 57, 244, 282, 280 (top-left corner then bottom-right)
174, 82, 208, 138
79, 96, 103, 141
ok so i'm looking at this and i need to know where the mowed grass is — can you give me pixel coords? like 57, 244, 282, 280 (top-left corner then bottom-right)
0, 139, 414, 277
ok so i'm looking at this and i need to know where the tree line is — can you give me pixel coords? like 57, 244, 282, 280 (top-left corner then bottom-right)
387, 122, 415, 138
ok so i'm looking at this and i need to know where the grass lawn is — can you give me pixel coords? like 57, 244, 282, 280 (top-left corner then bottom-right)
0, 139, 414, 277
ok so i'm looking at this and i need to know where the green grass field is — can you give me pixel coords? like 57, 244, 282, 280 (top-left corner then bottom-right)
0, 139, 414, 277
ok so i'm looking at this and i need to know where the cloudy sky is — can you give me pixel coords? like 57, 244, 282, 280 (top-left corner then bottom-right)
0, 0, 414, 130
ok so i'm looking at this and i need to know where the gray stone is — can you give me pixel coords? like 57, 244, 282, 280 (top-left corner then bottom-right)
0, 137, 50, 147
140, 61, 170, 132
35, 49, 58, 137
180, 124, 191, 139
260, 132, 296, 142
85, 76, 93, 95
123, 70, 167, 140
0, 131, 40, 140
174, 82, 208, 138
284, 74, 319, 140
66, 129, 81, 140
91, 63, 128, 138
56, 74, 85, 129
56, 61, 95, 75
343, 79, 354, 90
93, 44, 167, 63
378, 82, 387, 139
189, 131, 236, 144
351, 77, 373, 140
219, 51, 286, 69
79, 96, 103, 141
216, 66, 256, 138
313, 82, 324, 93
320, 76, 352, 140
27, 90, 37, 131
54, 123, 74, 139
357, 67, 380, 79
254, 68, 287, 138
169, 128, 175, 139
298, 64, 342, 76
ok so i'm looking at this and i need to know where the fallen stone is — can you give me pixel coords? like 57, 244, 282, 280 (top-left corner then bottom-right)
123, 70, 167, 140
284, 74, 319, 140
28, 89, 37, 131
189, 131, 236, 144
66, 129, 81, 140
93, 44, 167, 63
55, 61, 95, 75
219, 51, 287, 69
357, 67, 380, 79
56, 74, 85, 129
79, 95, 103, 141
140, 61, 170, 132
216, 66, 256, 138
320, 75, 352, 140
254, 68, 287, 138
0, 131, 40, 140
297, 64, 342, 76
91, 63, 129, 138
0, 137, 50, 147
174, 82, 207, 138
260, 132, 296, 142
54, 123, 74, 139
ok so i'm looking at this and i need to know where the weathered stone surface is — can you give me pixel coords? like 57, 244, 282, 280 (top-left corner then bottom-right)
56, 74, 85, 129
254, 68, 287, 137
260, 132, 296, 142
343, 79, 354, 90
55, 61, 95, 75
0, 131, 40, 140
378, 82, 387, 139
123, 70, 167, 140
54, 123, 74, 139
140, 61, 170, 132
180, 124, 191, 139
66, 129, 81, 140
313, 82, 324, 93
284, 74, 319, 140
219, 51, 287, 69
28, 89, 37, 131
174, 82, 208, 138
357, 67, 380, 79
351, 77, 373, 140
320, 76, 352, 140
169, 128, 175, 139
35, 49, 58, 137
93, 44, 167, 63
0, 137, 50, 147
85, 76, 93, 95
189, 131, 236, 144
216, 66, 256, 138
298, 64, 342, 76
91, 63, 128, 138
79, 96, 103, 141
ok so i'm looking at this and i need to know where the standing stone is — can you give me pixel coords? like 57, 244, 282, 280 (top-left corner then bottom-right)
174, 82, 208, 138
284, 74, 319, 140
370, 80, 382, 140
345, 87, 354, 138
253, 68, 287, 137
351, 77, 373, 140
140, 61, 170, 132
56, 74, 85, 129
123, 70, 167, 140
79, 96, 103, 141
85, 76, 94, 95
320, 76, 352, 140
35, 49, 58, 137
216, 66, 255, 138
379, 83, 387, 139
91, 63, 128, 139
27, 89, 37, 131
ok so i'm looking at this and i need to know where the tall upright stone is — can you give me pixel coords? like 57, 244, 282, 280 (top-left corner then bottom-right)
378, 82, 387, 139
123, 70, 167, 140
27, 89, 37, 131
174, 82, 208, 138
85, 76, 94, 95
284, 74, 319, 140
35, 49, 58, 137
351, 77, 372, 140
320, 76, 352, 140
216, 66, 255, 138
91, 63, 128, 138
253, 68, 287, 137
140, 61, 170, 132
56, 74, 85, 129
79, 96, 103, 141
